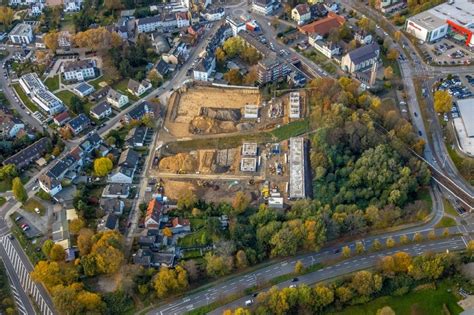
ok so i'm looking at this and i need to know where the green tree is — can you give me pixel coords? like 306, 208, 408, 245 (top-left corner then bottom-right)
177, 190, 197, 209
224, 69, 243, 85
371, 239, 382, 251
147, 69, 162, 86
351, 270, 381, 296
413, 232, 423, 242
294, 260, 304, 274
93, 157, 113, 177
314, 285, 334, 309
42, 240, 54, 257
386, 237, 395, 248
355, 241, 365, 254
153, 266, 188, 298
235, 250, 248, 269
434, 90, 452, 113
400, 234, 409, 245
12, 177, 27, 203
205, 253, 232, 277
49, 244, 66, 261
0, 164, 17, 180
231, 191, 250, 215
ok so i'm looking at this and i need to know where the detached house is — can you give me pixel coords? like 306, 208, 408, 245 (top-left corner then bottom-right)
127, 79, 152, 97
145, 198, 163, 229
0, 116, 24, 139
89, 102, 112, 120
66, 113, 90, 135
126, 101, 157, 122
292, 4, 311, 25
108, 148, 140, 184
107, 89, 129, 109
62, 59, 97, 82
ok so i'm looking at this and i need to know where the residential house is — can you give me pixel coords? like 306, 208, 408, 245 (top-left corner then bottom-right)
9, 23, 34, 44
0, 116, 24, 139
145, 198, 162, 229
257, 56, 290, 84
298, 12, 345, 36
90, 86, 111, 102
201, 7, 225, 21
125, 126, 148, 148
78, 132, 102, 154
308, 36, 341, 58
287, 71, 307, 88
193, 56, 215, 81
341, 43, 380, 73
98, 213, 119, 231
187, 25, 204, 38
170, 217, 191, 234
106, 89, 129, 109
133, 249, 176, 268
2, 138, 50, 170
108, 148, 140, 184
127, 79, 152, 97
377, 0, 404, 13
354, 30, 373, 45
150, 33, 170, 54
136, 15, 162, 33
102, 183, 130, 198
62, 59, 97, 82
73, 82, 95, 97
155, 59, 170, 78
39, 172, 62, 196
35, 35, 46, 49
292, 4, 311, 25
64, 0, 82, 11
101, 198, 125, 215
252, 0, 275, 15
126, 101, 157, 122
310, 3, 328, 19
66, 113, 90, 135
138, 235, 160, 249
162, 42, 189, 64
176, 11, 190, 28
113, 17, 136, 40
89, 102, 112, 120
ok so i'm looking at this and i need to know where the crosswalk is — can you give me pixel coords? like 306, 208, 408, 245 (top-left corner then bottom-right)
9, 283, 27, 315
0, 235, 53, 315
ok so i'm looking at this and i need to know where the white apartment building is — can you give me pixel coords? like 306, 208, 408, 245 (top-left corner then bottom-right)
62, 59, 97, 81
136, 15, 162, 33
9, 23, 34, 44
19, 73, 64, 115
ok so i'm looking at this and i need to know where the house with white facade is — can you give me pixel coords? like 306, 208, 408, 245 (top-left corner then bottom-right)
341, 43, 380, 73
62, 59, 97, 82
127, 79, 152, 97
292, 4, 311, 25
308, 36, 341, 58
90, 102, 112, 120
9, 23, 34, 44
193, 56, 215, 81
19, 73, 64, 115
106, 89, 129, 109
252, 0, 276, 15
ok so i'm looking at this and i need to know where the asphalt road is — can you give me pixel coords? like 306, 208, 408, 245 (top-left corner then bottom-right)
211, 237, 467, 314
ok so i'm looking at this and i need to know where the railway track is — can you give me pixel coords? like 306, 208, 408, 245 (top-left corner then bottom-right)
429, 165, 473, 212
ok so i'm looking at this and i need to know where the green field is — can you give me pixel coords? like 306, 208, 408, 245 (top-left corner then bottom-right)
12, 83, 40, 112
270, 119, 309, 140
44, 75, 60, 91
330, 281, 462, 315
55, 90, 76, 107
443, 199, 458, 217
0, 197, 5, 207
22, 198, 46, 216
178, 230, 207, 247
446, 146, 474, 185
435, 216, 457, 228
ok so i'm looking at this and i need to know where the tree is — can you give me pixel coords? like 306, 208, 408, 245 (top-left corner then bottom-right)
413, 232, 423, 242
224, 69, 243, 85
50, 244, 66, 261
371, 239, 382, 251
12, 177, 27, 203
77, 228, 94, 256
377, 306, 395, 315
351, 270, 380, 296
44, 31, 59, 52
434, 90, 452, 113
177, 190, 197, 209
243, 66, 258, 86
0, 7, 14, 28
70, 96, 84, 113
42, 240, 55, 257
394, 31, 401, 42
467, 240, 474, 257
386, 48, 399, 61
335, 286, 353, 303
235, 250, 248, 269
314, 285, 334, 309
355, 241, 365, 254
303, 219, 326, 251
162, 227, 173, 237
428, 230, 436, 240
342, 246, 351, 258
216, 47, 226, 64
393, 252, 412, 273
294, 260, 304, 274
153, 266, 188, 298
104, 0, 122, 11
232, 192, 250, 215
442, 228, 450, 238
223, 37, 243, 58
383, 66, 393, 80
59, 127, 73, 140
87, 230, 124, 275
205, 253, 232, 277
0, 164, 17, 180
400, 234, 409, 245
147, 69, 162, 86
93, 157, 113, 177
379, 256, 395, 277
69, 218, 85, 235
385, 237, 395, 248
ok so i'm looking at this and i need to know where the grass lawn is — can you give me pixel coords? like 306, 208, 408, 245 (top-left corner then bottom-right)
55, 90, 76, 108
270, 119, 309, 140
22, 198, 46, 216
12, 83, 40, 112
302, 50, 337, 74
113, 79, 139, 102
178, 230, 206, 247
381, 53, 401, 78
0, 197, 5, 207
443, 199, 458, 217
0, 180, 11, 193
330, 281, 463, 315
60, 13, 77, 32
44, 75, 60, 91
435, 216, 457, 228
189, 218, 206, 230
415, 187, 432, 208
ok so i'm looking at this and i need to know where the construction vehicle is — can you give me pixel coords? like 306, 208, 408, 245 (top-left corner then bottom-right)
261, 181, 270, 199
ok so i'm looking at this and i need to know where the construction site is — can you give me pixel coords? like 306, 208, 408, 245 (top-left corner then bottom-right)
151, 84, 310, 208
164, 84, 308, 138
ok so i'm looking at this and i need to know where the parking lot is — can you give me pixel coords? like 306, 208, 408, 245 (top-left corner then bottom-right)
437, 75, 473, 122
419, 38, 474, 65
12, 214, 42, 239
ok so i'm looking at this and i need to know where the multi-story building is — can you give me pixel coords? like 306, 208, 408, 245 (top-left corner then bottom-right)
136, 15, 162, 33
377, 0, 404, 13
9, 23, 34, 44
193, 56, 215, 81
107, 89, 129, 109
201, 7, 225, 21
308, 36, 341, 58
62, 59, 97, 82
252, 0, 276, 15
3, 138, 50, 170
20, 73, 64, 115
257, 56, 290, 84
175, 11, 190, 28
226, 16, 246, 36
292, 4, 311, 25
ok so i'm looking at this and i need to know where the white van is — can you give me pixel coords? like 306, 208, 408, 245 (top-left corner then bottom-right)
245, 299, 253, 306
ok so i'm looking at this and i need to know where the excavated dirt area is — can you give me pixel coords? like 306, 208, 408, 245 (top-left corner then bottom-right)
157, 148, 241, 174
166, 85, 261, 137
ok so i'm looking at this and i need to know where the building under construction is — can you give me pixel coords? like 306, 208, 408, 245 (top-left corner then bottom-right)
289, 137, 306, 199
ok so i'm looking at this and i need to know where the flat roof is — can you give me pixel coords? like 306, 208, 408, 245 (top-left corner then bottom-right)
240, 157, 257, 172
289, 137, 305, 199
429, 0, 474, 27
457, 98, 474, 137
408, 11, 446, 30
242, 143, 258, 156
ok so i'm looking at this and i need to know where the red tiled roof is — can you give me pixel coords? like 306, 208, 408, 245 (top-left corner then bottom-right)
298, 12, 345, 35
54, 111, 70, 123
146, 199, 162, 223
